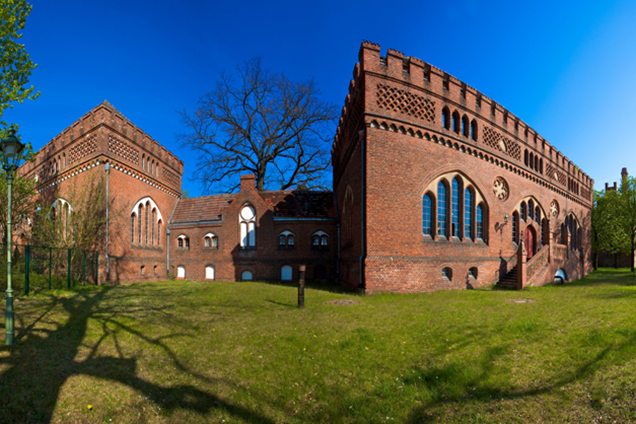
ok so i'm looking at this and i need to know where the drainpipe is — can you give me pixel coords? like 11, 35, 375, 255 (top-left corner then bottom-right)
104, 162, 110, 281
358, 128, 367, 292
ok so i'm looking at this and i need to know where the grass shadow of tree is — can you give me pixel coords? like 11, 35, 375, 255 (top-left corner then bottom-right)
0, 286, 277, 424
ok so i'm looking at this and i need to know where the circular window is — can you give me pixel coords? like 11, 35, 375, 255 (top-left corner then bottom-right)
240, 206, 255, 220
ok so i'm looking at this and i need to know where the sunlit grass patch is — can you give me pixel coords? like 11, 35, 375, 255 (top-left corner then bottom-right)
1, 270, 636, 422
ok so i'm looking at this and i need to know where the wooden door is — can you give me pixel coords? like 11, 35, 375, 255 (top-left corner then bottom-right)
525, 227, 535, 259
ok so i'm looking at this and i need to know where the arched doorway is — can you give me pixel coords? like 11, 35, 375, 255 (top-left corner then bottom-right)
524, 226, 536, 259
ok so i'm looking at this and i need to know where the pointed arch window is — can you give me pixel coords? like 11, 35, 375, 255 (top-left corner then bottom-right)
520, 202, 526, 221
451, 178, 460, 237
512, 212, 519, 244
437, 181, 447, 237
423, 194, 432, 236
470, 120, 478, 141
464, 188, 472, 240
151, 209, 156, 246
476, 204, 484, 240
131, 213, 136, 244
138, 204, 143, 244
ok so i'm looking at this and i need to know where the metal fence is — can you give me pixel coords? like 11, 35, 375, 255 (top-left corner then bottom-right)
0, 244, 99, 295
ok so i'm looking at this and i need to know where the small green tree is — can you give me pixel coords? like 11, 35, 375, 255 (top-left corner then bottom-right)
592, 189, 625, 269
613, 176, 636, 271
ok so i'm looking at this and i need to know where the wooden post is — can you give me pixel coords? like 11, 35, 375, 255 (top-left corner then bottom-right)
298, 265, 306, 308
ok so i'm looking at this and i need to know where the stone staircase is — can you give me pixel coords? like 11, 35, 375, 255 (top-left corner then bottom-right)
496, 265, 519, 289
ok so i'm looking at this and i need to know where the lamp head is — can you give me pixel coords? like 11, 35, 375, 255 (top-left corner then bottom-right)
0, 128, 25, 169
504, 214, 509, 223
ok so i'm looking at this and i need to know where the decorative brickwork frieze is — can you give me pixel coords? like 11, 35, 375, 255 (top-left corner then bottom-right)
108, 136, 139, 165
482, 126, 521, 161
376, 84, 435, 123
69, 135, 97, 163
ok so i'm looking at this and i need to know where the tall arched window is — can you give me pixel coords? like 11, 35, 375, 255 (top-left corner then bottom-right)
240, 205, 256, 248
138, 204, 143, 244
461, 115, 469, 137
451, 178, 459, 237
528, 200, 534, 221
535, 206, 541, 224
423, 194, 432, 236
157, 220, 162, 246
151, 209, 156, 246
470, 119, 478, 141
520, 202, 526, 221
131, 213, 136, 243
512, 212, 519, 244
145, 201, 150, 244
437, 181, 447, 237
464, 188, 472, 240
442, 107, 450, 129
476, 204, 484, 240
452, 111, 460, 133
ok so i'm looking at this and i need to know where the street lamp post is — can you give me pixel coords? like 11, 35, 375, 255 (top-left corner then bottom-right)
0, 128, 25, 346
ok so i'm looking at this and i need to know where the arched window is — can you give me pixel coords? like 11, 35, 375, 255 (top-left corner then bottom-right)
142, 154, 145, 171
138, 204, 143, 244
442, 107, 450, 129
278, 231, 294, 249
452, 111, 460, 133
157, 220, 162, 246
442, 267, 453, 281
145, 201, 150, 244
470, 120, 478, 141
205, 266, 215, 280
151, 209, 156, 246
462, 115, 469, 137
512, 212, 519, 244
239, 205, 256, 248
437, 181, 447, 237
476, 204, 484, 240
529, 152, 534, 170
520, 202, 526, 221
312, 231, 329, 248
535, 206, 541, 224
464, 188, 472, 240
131, 213, 136, 243
451, 178, 459, 237
524, 150, 528, 166
423, 194, 432, 235
241, 271, 253, 281
535, 156, 539, 171
528, 200, 534, 222
469, 267, 478, 279
281, 265, 293, 281
177, 266, 185, 279
177, 235, 189, 249
204, 233, 218, 249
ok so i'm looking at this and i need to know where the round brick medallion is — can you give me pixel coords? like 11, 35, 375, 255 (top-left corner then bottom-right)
550, 200, 560, 217
493, 177, 509, 201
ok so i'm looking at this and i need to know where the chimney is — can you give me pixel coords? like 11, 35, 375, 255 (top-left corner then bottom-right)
614, 182, 618, 190
622, 167, 629, 179
605, 183, 609, 191
240, 174, 256, 191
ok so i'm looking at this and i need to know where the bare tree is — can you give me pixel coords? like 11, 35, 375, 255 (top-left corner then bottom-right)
180, 57, 337, 193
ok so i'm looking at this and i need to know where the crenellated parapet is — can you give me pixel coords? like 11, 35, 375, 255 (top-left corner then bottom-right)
18, 100, 183, 196
333, 42, 593, 205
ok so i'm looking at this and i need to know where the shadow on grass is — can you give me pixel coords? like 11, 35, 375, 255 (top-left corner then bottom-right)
400, 328, 636, 423
0, 286, 277, 424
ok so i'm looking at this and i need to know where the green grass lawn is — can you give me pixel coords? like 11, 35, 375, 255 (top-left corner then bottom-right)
2, 269, 636, 423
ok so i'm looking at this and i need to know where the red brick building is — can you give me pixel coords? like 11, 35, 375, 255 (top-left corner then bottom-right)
17, 101, 338, 284
332, 42, 593, 292
17, 42, 593, 292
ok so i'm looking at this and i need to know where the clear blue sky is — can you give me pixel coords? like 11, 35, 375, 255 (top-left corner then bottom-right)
4, 0, 636, 197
